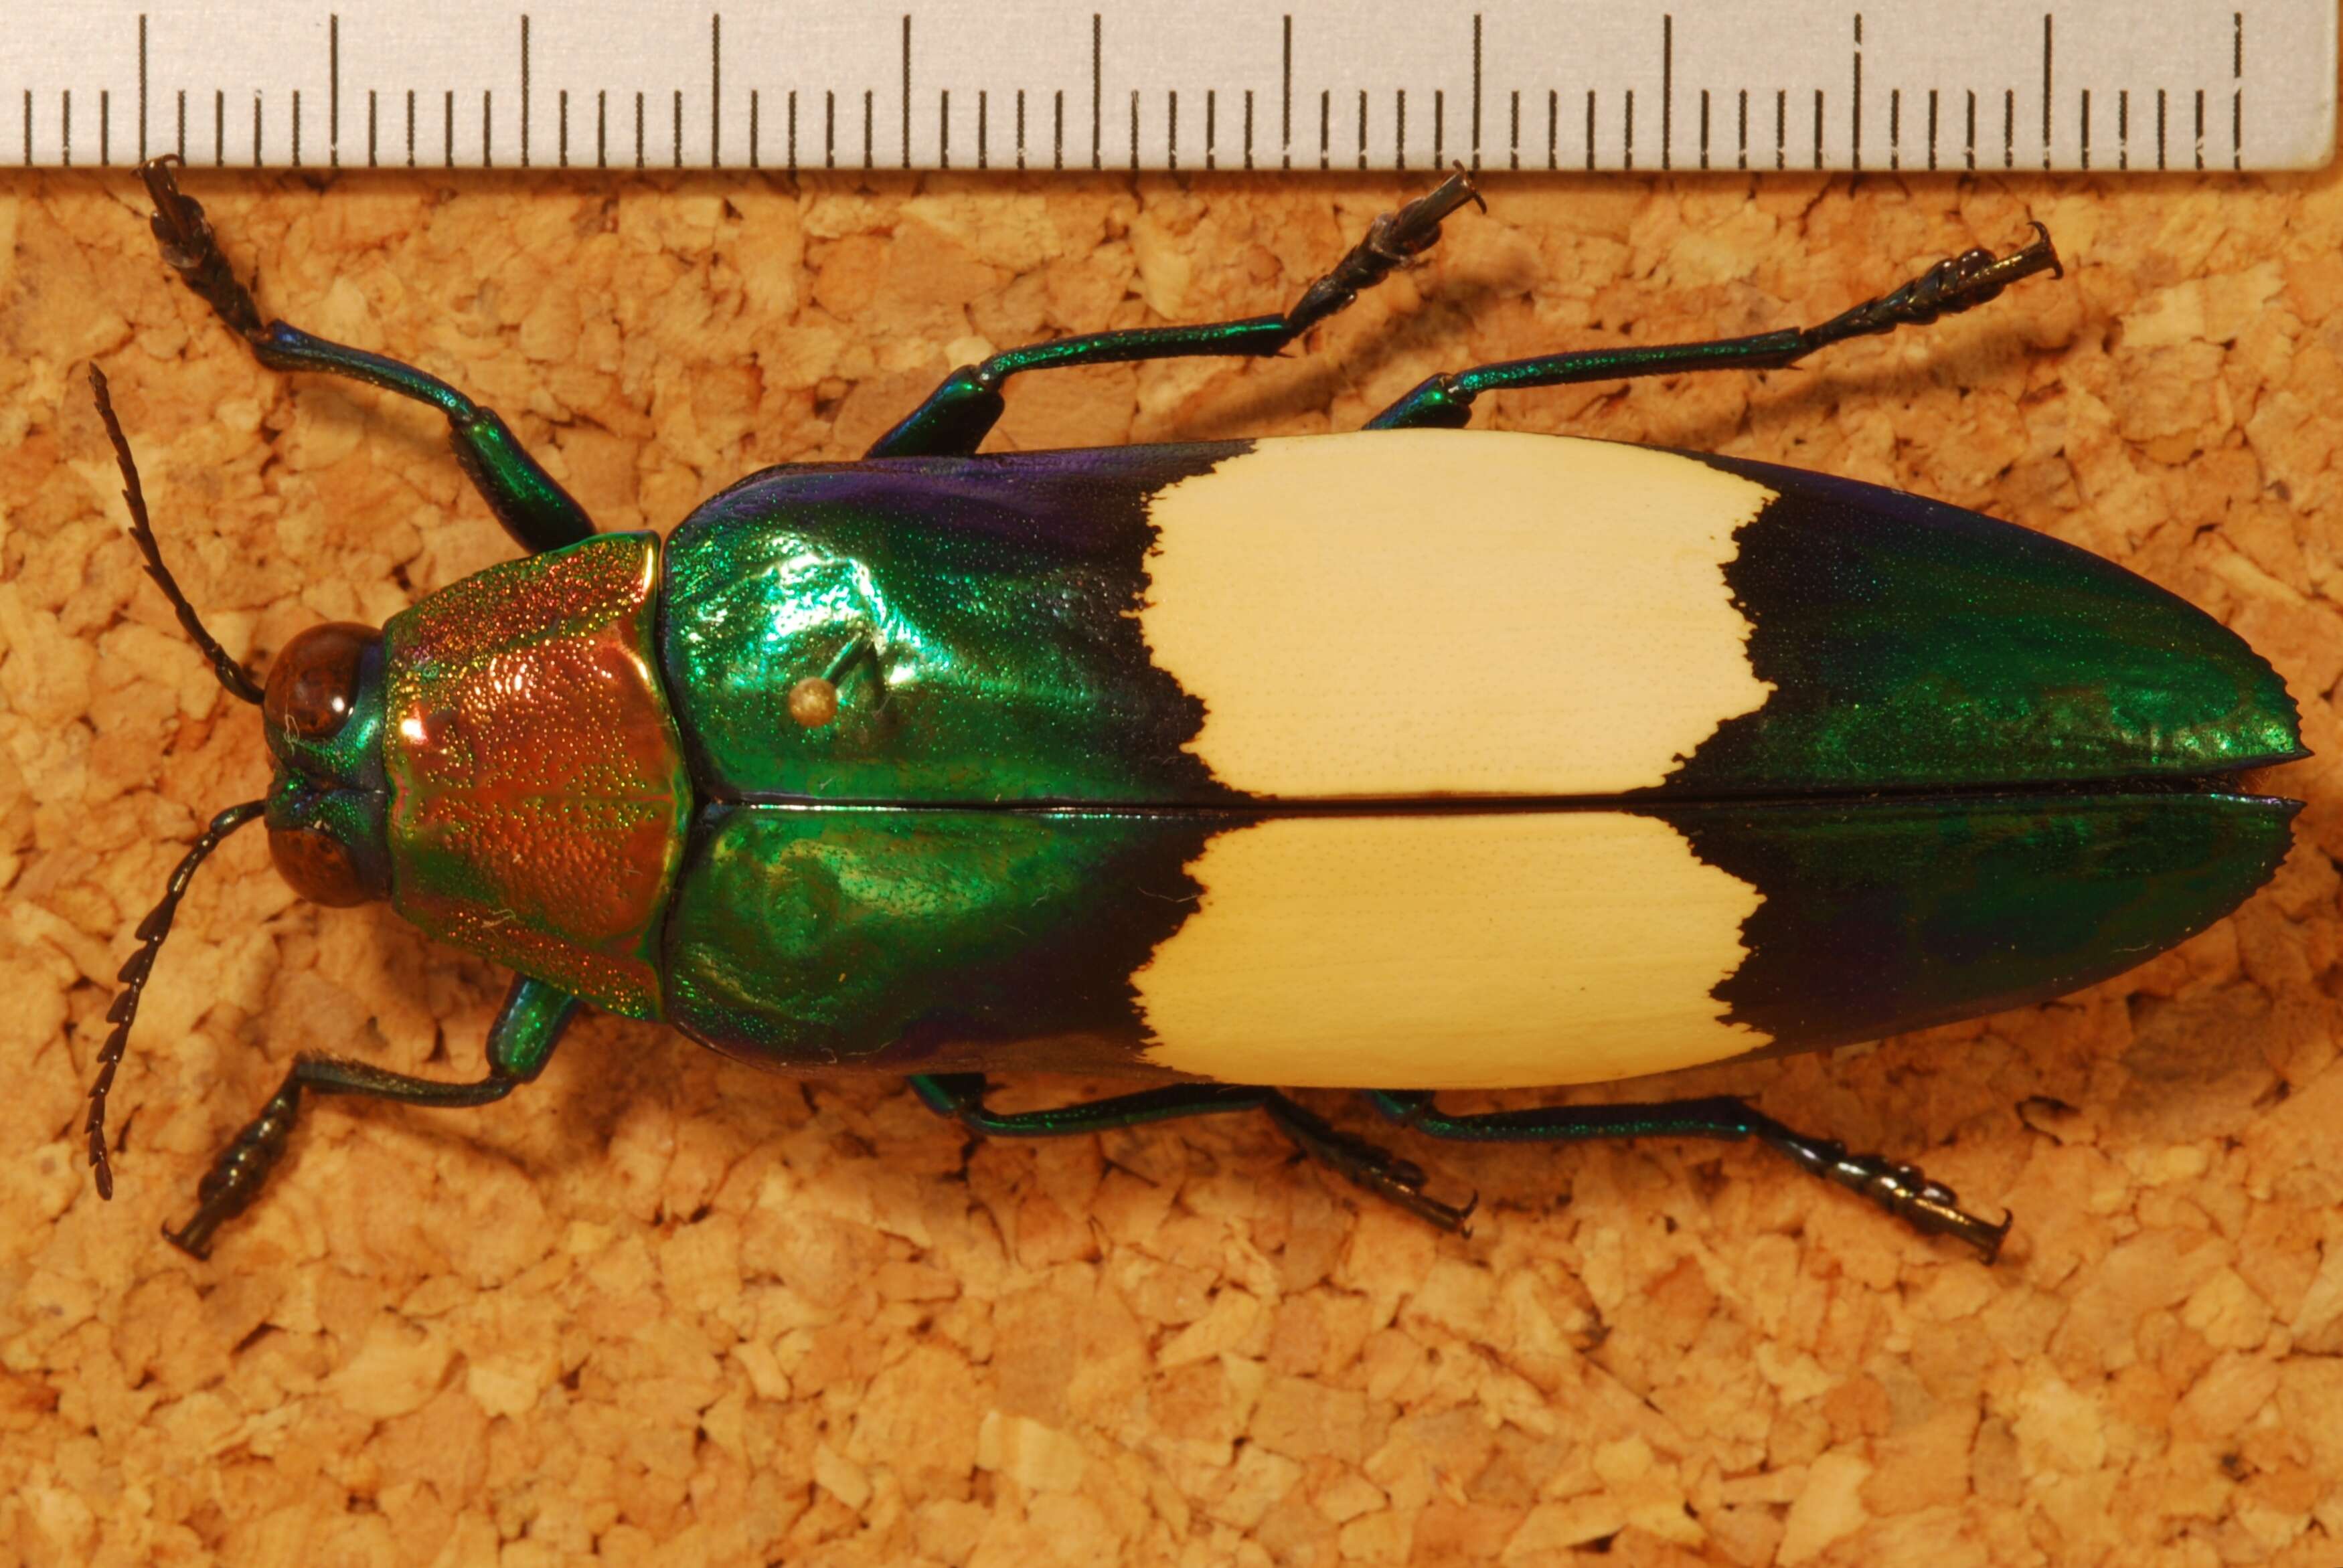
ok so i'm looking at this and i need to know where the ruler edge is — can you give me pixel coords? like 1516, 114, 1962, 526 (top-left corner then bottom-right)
5, 0, 2337, 173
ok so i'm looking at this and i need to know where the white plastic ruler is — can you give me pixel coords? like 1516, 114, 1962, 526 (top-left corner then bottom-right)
12, 2, 2336, 173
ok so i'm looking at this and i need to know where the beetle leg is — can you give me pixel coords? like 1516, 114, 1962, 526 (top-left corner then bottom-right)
1259, 1094, 1477, 1232
908, 1075, 1474, 1231
163, 978, 578, 1257
1365, 1090, 2011, 1262
866, 167, 1485, 458
1366, 223, 2063, 430
135, 156, 594, 556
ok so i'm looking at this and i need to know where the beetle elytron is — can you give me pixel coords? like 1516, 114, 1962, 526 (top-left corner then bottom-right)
90, 158, 2304, 1261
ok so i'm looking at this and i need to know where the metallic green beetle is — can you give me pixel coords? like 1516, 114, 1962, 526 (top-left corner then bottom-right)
94, 159, 2304, 1261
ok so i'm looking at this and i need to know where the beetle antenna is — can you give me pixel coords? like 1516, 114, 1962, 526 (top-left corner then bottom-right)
87, 365, 265, 706
86, 798, 267, 1199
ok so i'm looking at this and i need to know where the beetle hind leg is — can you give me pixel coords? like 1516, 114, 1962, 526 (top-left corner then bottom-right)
908, 1075, 1474, 1231
1367, 1091, 2010, 1261
1261, 1093, 1477, 1231
1366, 224, 2063, 430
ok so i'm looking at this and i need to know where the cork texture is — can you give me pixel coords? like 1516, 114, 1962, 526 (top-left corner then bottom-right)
4, 159, 2343, 1567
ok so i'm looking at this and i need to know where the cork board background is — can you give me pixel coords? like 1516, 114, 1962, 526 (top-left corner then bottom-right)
6, 146, 2343, 1568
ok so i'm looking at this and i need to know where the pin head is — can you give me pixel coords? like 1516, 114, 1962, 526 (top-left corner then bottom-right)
788, 676, 841, 727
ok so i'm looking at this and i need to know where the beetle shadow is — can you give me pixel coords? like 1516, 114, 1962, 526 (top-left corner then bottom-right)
1146, 258, 2056, 465
1327, 961, 2302, 1245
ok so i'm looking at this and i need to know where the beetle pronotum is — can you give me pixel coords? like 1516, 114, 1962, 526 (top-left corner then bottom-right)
92, 157, 2304, 1261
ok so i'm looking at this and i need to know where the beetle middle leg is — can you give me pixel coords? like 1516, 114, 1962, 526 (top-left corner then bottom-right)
135, 156, 594, 555
165, 977, 578, 1257
867, 167, 1484, 458
1365, 223, 2063, 430
910, 1074, 1474, 1229
1366, 1090, 2010, 1261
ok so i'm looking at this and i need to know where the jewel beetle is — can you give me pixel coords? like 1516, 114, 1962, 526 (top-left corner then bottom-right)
91, 157, 2306, 1263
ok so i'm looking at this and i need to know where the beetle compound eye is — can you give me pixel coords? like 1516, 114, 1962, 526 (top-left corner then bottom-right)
788, 677, 840, 728
264, 622, 378, 742
268, 825, 374, 907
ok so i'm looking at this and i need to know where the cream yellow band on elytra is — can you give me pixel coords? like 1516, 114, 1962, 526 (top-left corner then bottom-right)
1137, 430, 1779, 799
1133, 812, 1768, 1089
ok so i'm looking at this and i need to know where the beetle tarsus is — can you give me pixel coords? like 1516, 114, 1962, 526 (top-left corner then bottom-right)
163, 1079, 305, 1260
908, 1075, 1477, 1231
1358, 1090, 2008, 1258
1877, 1173, 2013, 1264
1366, 220, 2065, 430
1756, 1126, 2010, 1264
159, 1051, 534, 1256
138, 155, 272, 345
1263, 1095, 1476, 1233
1811, 224, 2064, 345
1289, 165, 1481, 335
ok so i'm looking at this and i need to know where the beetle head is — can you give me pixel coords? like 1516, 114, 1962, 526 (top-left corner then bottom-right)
261, 621, 392, 907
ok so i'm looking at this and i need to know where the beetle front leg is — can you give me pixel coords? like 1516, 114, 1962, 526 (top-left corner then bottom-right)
908, 1074, 1473, 1230
165, 977, 578, 1257
1366, 1091, 2010, 1261
137, 156, 594, 555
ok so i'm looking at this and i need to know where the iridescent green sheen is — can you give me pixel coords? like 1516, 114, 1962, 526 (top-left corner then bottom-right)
254, 325, 595, 553
660, 448, 1239, 803
989, 318, 1292, 373
645, 440, 2306, 1077
871, 323, 1291, 457
662, 805, 1222, 1069
448, 409, 598, 554
486, 976, 583, 1079
1668, 457, 2305, 793
658, 792, 2295, 1079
